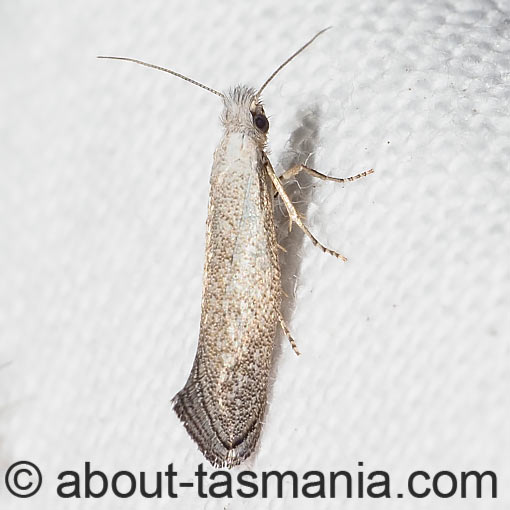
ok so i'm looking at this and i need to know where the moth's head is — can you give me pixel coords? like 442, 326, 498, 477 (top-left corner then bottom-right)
98, 28, 330, 148
221, 86, 269, 144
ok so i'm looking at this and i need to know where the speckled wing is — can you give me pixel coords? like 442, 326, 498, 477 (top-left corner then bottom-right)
172, 132, 281, 468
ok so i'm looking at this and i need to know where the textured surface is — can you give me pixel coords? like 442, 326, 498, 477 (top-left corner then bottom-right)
1, 0, 509, 508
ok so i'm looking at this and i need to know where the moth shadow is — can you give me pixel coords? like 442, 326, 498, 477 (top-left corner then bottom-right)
275, 106, 322, 330
257, 105, 321, 457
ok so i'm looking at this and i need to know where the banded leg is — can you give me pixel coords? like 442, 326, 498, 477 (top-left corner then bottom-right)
265, 158, 348, 261
280, 164, 374, 185
279, 314, 300, 356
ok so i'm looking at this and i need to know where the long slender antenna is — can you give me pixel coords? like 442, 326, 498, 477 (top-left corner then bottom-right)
257, 27, 332, 97
97, 56, 225, 99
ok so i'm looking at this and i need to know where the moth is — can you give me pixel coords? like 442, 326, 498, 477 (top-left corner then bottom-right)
99, 28, 372, 468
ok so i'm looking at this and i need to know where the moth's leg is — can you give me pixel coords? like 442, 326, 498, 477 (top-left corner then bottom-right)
265, 158, 348, 261
278, 314, 300, 356
280, 164, 374, 185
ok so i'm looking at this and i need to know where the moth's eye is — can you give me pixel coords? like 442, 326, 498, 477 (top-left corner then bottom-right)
253, 113, 269, 133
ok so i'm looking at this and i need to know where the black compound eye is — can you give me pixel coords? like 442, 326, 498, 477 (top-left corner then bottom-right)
253, 113, 269, 133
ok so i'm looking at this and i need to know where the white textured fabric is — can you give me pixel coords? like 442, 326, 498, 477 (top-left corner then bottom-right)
1, 0, 509, 508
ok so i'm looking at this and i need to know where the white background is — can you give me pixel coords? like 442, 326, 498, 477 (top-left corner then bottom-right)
1, 0, 509, 508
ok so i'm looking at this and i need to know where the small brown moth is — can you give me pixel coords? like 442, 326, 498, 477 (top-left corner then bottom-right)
99, 28, 372, 468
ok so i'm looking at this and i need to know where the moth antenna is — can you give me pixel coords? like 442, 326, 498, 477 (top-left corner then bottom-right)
97, 56, 225, 99
257, 27, 332, 97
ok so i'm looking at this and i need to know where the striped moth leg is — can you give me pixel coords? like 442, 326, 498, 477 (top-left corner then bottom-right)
279, 164, 374, 185
264, 157, 348, 261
